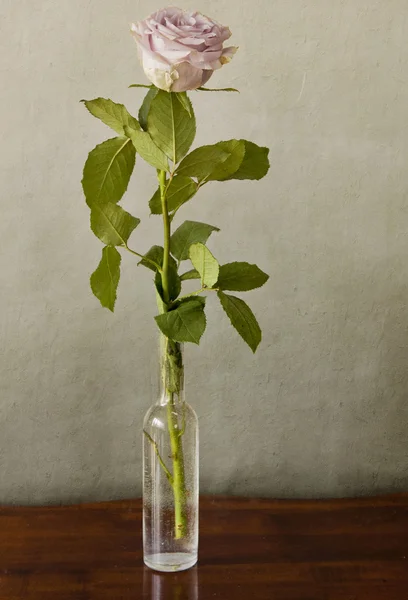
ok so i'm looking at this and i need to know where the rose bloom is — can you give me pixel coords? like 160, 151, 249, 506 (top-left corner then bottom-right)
131, 6, 237, 92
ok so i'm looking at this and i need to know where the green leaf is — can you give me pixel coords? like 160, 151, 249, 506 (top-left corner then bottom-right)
81, 98, 141, 136
226, 141, 270, 181
82, 137, 136, 207
138, 245, 164, 271
171, 220, 220, 261
206, 140, 246, 181
176, 144, 232, 182
90, 203, 140, 246
218, 291, 262, 352
90, 246, 121, 312
180, 269, 200, 281
155, 298, 206, 344
124, 126, 169, 171
176, 295, 206, 307
189, 243, 219, 288
197, 87, 239, 92
147, 91, 196, 163
155, 263, 181, 302
156, 287, 166, 314
129, 83, 154, 89
138, 88, 159, 131
174, 92, 192, 117
217, 262, 269, 291
138, 245, 177, 272
149, 176, 197, 214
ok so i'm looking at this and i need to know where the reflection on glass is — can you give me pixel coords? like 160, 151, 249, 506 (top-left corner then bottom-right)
143, 565, 198, 600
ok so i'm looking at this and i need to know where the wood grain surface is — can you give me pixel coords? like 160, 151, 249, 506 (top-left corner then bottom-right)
0, 495, 407, 599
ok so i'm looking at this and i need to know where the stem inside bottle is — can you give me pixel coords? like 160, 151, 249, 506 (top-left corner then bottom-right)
161, 336, 188, 539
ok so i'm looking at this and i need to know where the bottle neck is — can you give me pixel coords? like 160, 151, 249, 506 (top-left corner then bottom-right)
158, 335, 185, 406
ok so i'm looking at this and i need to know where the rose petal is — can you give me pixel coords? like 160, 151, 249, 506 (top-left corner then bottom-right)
150, 33, 191, 60
130, 22, 145, 37
220, 46, 238, 64
140, 46, 170, 70
154, 22, 180, 41
201, 69, 213, 86
187, 48, 224, 70
162, 7, 183, 19
177, 36, 207, 48
170, 61, 214, 92
144, 66, 176, 91
164, 18, 184, 35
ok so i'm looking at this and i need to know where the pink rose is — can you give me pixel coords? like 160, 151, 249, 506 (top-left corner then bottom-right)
131, 6, 237, 92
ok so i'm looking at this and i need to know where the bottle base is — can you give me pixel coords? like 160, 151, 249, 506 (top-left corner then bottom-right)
144, 552, 197, 572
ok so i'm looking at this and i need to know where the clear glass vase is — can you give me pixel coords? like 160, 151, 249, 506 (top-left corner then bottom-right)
143, 335, 199, 572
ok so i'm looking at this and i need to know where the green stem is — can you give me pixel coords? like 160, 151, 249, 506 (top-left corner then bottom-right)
159, 170, 188, 539
124, 245, 162, 272
143, 429, 174, 487
159, 170, 171, 304
166, 391, 187, 539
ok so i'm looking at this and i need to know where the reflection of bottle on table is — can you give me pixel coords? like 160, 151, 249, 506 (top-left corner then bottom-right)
143, 565, 199, 600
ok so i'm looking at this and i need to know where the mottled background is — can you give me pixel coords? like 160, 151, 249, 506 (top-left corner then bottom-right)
1, 0, 408, 504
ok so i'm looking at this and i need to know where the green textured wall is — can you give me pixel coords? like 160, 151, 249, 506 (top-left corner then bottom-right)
1, 0, 407, 504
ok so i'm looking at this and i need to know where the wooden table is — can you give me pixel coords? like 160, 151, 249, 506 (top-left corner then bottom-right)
0, 495, 407, 599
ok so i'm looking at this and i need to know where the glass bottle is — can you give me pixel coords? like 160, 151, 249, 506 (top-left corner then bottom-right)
143, 335, 199, 572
